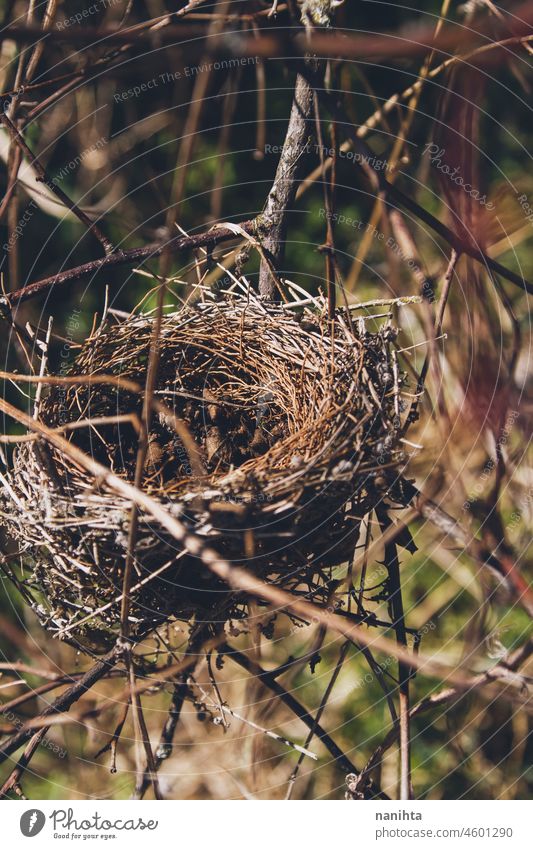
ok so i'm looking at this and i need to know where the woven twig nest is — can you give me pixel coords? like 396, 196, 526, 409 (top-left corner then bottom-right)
0, 288, 414, 652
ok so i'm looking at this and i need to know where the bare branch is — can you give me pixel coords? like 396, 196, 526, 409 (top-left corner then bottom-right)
257, 74, 314, 298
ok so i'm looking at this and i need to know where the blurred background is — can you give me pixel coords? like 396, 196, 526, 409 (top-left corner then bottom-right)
0, 0, 531, 800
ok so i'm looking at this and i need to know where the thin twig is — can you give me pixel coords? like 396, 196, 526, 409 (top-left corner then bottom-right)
0, 646, 121, 765
296, 62, 533, 296
126, 652, 162, 800
354, 638, 533, 793
131, 678, 187, 800
285, 639, 350, 799
2, 222, 255, 307
191, 676, 318, 761
0, 111, 114, 256
0, 728, 48, 798
377, 508, 412, 800
220, 641, 388, 798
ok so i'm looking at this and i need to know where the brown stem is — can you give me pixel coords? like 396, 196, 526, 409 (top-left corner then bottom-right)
133, 626, 209, 800
2, 8, 533, 53
313, 88, 337, 317
285, 640, 350, 799
127, 653, 162, 800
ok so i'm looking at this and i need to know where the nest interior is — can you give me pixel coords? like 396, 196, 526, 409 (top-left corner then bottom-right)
0, 289, 414, 652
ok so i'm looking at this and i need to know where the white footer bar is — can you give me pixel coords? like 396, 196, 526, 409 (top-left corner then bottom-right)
4, 800, 531, 849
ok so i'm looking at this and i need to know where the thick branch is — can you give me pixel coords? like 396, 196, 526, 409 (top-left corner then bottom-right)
257, 74, 314, 297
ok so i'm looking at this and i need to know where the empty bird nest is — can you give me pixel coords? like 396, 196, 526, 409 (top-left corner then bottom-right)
0, 284, 419, 653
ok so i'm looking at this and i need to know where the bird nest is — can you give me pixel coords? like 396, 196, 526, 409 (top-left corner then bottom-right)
0, 287, 416, 653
